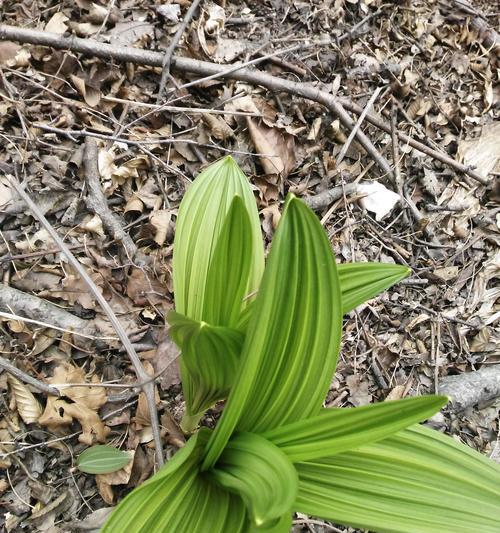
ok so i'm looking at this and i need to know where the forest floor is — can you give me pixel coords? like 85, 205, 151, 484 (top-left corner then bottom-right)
0, 0, 498, 531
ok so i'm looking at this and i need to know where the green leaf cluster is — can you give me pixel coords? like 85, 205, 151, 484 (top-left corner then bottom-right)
102, 157, 500, 533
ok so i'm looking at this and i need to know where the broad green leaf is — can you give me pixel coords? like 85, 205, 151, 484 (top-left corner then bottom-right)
210, 432, 297, 528
237, 262, 410, 333
173, 156, 264, 323
203, 196, 342, 469
337, 262, 410, 314
102, 429, 248, 533
168, 310, 244, 424
295, 424, 500, 533
263, 395, 447, 462
77, 445, 132, 474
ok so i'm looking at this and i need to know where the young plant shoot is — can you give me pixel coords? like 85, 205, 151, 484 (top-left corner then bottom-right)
102, 157, 500, 533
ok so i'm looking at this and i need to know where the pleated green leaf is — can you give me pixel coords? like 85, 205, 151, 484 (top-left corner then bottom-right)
173, 156, 264, 323
295, 424, 500, 533
337, 262, 410, 314
263, 395, 447, 462
210, 432, 297, 528
203, 195, 342, 469
168, 310, 244, 425
77, 445, 132, 474
237, 262, 410, 334
203, 195, 254, 327
102, 429, 248, 533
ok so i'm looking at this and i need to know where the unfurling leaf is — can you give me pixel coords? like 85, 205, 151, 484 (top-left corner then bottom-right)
168, 311, 244, 426
173, 156, 263, 323
172, 157, 264, 426
210, 432, 296, 528
77, 445, 132, 474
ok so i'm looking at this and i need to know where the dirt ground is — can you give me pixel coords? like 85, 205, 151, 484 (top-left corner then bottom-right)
0, 0, 498, 531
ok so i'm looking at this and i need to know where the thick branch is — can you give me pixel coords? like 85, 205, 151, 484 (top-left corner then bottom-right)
439, 366, 500, 410
0, 24, 488, 184
0, 283, 91, 333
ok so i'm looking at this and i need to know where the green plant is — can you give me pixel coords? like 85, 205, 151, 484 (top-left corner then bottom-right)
102, 157, 500, 533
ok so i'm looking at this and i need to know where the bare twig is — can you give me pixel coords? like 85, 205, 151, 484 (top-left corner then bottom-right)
0, 24, 488, 184
0, 356, 61, 396
157, 0, 203, 102
7, 176, 165, 468
336, 86, 382, 167
83, 137, 142, 263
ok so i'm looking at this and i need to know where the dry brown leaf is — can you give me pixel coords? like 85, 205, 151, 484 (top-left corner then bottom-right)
261, 204, 281, 240
7, 375, 42, 424
246, 117, 295, 177
433, 266, 459, 282
70, 74, 101, 107
109, 21, 154, 47
457, 122, 500, 180
205, 4, 226, 35
149, 209, 172, 246
151, 329, 180, 390
45, 12, 69, 34
95, 449, 135, 504
126, 268, 168, 307
39, 363, 109, 445
203, 113, 234, 140
346, 374, 372, 406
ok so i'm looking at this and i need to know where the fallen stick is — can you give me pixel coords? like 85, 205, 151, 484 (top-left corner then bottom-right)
304, 183, 359, 211
0, 283, 92, 333
8, 176, 165, 468
0, 24, 488, 185
0, 24, 487, 185
0, 356, 61, 396
156, 0, 202, 102
439, 365, 500, 410
0, 25, 392, 179
83, 137, 144, 263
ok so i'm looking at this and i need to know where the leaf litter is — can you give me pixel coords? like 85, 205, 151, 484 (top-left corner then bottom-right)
0, 0, 498, 531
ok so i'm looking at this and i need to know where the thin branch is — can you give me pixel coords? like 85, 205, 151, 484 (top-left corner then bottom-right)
0, 24, 488, 184
336, 86, 382, 167
157, 0, 203, 102
0, 356, 61, 396
83, 137, 142, 263
7, 176, 164, 468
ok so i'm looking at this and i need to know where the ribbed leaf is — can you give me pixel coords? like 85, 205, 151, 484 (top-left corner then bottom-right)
210, 432, 297, 528
173, 156, 263, 323
263, 395, 447, 462
237, 262, 410, 334
102, 429, 247, 533
203, 196, 342, 469
337, 262, 410, 314
295, 424, 500, 533
77, 445, 132, 474
203, 195, 253, 327
168, 310, 244, 425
